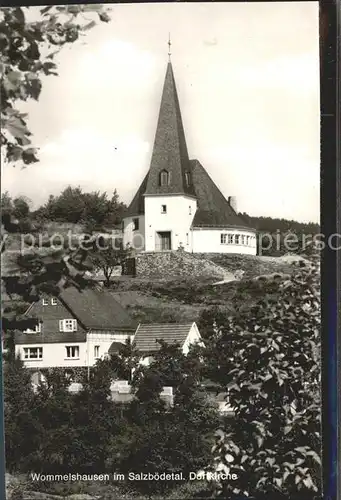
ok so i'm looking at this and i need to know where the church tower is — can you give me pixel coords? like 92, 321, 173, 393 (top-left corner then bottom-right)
123, 46, 257, 255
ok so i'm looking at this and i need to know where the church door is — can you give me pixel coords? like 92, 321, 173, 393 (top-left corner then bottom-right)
156, 231, 171, 251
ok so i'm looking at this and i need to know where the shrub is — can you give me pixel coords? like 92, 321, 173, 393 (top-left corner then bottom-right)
211, 260, 321, 498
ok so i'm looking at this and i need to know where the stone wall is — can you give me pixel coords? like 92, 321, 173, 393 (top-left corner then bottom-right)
135, 251, 232, 280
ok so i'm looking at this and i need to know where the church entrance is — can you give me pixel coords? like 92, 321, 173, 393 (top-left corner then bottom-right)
156, 231, 172, 251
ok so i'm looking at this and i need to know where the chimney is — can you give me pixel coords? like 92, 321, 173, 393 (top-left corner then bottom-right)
228, 196, 237, 213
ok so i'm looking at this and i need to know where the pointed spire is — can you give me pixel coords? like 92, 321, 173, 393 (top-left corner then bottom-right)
168, 33, 171, 61
144, 62, 195, 197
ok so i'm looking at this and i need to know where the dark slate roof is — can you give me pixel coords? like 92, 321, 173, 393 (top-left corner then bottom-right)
133, 323, 193, 352
190, 160, 254, 230
58, 287, 136, 331
125, 173, 148, 217
15, 331, 87, 345
144, 63, 195, 197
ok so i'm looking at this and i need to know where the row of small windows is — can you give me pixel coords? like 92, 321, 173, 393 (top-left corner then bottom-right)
23, 345, 101, 360
220, 233, 256, 246
159, 170, 192, 187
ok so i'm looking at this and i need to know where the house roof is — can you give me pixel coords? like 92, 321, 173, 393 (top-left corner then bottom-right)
133, 322, 194, 352
58, 287, 136, 331
15, 331, 87, 345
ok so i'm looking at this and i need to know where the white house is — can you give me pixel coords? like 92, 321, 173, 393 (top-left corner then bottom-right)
123, 61, 257, 255
14, 286, 136, 369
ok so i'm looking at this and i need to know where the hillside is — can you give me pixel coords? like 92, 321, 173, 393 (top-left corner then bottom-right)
109, 253, 310, 324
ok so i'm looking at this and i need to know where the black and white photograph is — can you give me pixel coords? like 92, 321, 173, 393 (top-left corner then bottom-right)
1, 2, 321, 499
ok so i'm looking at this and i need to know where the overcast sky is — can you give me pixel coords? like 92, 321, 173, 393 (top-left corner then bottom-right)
2, 2, 319, 223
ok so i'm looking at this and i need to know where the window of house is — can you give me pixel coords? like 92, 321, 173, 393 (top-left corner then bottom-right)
94, 345, 100, 359
235, 234, 240, 245
189, 206, 192, 215
186, 233, 189, 245
59, 319, 78, 332
42, 299, 48, 306
185, 171, 191, 186
24, 347, 43, 360
161, 205, 167, 214
51, 298, 57, 306
228, 235, 233, 244
159, 170, 170, 186
220, 233, 227, 244
24, 323, 42, 334
65, 346, 79, 359
246, 236, 250, 245
241, 235, 245, 245
133, 218, 139, 231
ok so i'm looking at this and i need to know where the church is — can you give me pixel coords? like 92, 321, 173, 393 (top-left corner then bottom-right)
123, 57, 257, 255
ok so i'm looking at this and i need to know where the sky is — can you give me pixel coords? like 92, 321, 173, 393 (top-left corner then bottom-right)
2, 2, 320, 223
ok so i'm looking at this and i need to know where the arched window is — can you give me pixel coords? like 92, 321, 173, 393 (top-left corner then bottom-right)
185, 171, 191, 186
159, 170, 170, 186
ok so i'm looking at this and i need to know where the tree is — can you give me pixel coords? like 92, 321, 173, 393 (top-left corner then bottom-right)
3, 356, 39, 472
34, 187, 127, 228
1, 5, 111, 166
86, 236, 129, 286
210, 261, 321, 499
120, 342, 220, 495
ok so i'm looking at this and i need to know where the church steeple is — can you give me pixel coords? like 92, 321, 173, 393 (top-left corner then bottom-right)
144, 60, 195, 197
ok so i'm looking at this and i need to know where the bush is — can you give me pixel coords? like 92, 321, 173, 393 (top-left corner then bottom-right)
211, 260, 321, 498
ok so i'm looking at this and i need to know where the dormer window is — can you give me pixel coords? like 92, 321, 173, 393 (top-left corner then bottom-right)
185, 171, 191, 186
42, 299, 48, 306
159, 170, 170, 186
59, 319, 78, 333
51, 298, 57, 306
24, 323, 42, 334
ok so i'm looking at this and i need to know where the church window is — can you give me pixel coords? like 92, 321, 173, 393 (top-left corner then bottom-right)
161, 205, 167, 214
241, 235, 245, 245
228, 234, 233, 244
185, 171, 191, 186
133, 218, 139, 231
246, 235, 250, 245
235, 234, 240, 245
220, 234, 227, 244
189, 206, 192, 215
159, 170, 170, 186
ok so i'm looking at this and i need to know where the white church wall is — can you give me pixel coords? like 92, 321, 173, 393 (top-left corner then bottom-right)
192, 228, 257, 255
144, 195, 197, 252
123, 215, 145, 251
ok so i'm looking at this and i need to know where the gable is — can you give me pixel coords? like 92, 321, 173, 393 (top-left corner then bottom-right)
24, 296, 83, 333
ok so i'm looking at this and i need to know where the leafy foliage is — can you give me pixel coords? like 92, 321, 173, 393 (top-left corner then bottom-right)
1, 5, 111, 166
35, 187, 126, 228
210, 261, 321, 498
